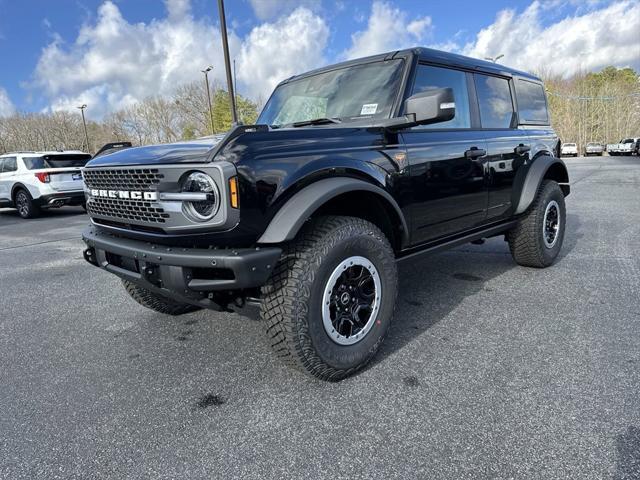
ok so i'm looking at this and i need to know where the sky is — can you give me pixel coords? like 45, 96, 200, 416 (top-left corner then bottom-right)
0, 0, 638, 119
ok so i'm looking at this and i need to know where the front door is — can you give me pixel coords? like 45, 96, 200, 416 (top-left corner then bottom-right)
402, 64, 488, 245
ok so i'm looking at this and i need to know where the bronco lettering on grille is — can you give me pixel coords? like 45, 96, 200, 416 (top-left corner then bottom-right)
90, 189, 158, 201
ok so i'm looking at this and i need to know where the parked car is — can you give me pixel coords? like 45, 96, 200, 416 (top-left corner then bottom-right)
584, 142, 604, 156
0, 151, 91, 218
607, 138, 640, 156
561, 143, 579, 157
81, 47, 569, 380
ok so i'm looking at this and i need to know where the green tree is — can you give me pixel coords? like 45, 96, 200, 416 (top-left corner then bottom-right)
212, 89, 259, 132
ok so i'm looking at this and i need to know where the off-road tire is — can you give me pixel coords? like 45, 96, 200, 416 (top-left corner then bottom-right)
14, 189, 40, 219
122, 280, 201, 315
261, 215, 398, 381
508, 180, 566, 268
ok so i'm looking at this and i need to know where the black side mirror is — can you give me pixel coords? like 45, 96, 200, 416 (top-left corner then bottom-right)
405, 87, 456, 126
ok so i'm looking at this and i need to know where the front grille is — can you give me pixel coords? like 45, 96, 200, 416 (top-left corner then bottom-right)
83, 168, 164, 192
87, 197, 170, 223
84, 167, 169, 225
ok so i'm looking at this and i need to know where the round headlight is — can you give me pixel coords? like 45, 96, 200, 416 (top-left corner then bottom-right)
182, 171, 220, 222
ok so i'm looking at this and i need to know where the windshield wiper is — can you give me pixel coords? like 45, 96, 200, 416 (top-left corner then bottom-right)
290, 117, 342, 127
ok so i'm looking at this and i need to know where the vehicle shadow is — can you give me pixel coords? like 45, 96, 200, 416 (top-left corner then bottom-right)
372, 212, 581, 367
614, 426, 640, 480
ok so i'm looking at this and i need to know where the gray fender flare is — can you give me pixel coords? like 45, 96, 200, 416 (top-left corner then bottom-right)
257, 177, 408, 244
514, 156, 569, 215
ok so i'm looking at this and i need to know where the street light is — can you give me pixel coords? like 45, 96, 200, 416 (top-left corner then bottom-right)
485, 54, 505, 63
77, 104, 90, 153
217, 0, 238, 126
201, 65, 215, 135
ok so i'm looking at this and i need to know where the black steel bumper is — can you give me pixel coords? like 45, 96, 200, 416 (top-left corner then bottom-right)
82, 226, 281, 308
36, 191, 86, 208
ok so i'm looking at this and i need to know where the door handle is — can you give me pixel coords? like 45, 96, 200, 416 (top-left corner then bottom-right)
465, 147, 486, 160
515, 144, 531, 155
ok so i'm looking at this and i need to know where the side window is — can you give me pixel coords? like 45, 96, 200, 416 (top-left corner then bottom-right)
2, 157, 17, 172
516, 79, 549, 124
411, 64, 471, 129
0, 158, 17, 173
474, 74, 514, 128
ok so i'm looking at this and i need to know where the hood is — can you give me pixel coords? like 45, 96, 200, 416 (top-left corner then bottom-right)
86, 135, 225, 167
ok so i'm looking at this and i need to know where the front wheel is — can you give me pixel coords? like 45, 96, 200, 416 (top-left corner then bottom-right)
507, 180, 566, 268
261, 216, 398, 381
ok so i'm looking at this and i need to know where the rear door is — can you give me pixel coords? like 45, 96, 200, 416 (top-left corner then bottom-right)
402, 64, 489, 244
0, 157, 18, 202
473, 73, 529, 221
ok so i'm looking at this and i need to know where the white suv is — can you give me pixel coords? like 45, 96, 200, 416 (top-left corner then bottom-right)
0, 151, 91, 218
560, 143, 578, 157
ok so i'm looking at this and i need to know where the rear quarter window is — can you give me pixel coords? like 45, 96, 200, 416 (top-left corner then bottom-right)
516, 79, 549, 125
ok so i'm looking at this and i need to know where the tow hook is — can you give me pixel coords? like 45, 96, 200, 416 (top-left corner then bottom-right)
83, 248, 98, 266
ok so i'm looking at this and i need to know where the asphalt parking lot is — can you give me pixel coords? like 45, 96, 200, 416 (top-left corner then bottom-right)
1, 156, 639, 479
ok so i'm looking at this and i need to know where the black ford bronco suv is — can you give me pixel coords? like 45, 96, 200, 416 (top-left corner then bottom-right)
82, 48, 569, 381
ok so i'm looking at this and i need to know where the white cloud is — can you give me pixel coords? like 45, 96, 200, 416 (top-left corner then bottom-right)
34, 0, 241, 118
463, 0, 640, 77
34, 0, 328, 116
248, 0, 320, 21
343, 1, 432, 60
237, 7, 329, 101
0, 88, 15, 117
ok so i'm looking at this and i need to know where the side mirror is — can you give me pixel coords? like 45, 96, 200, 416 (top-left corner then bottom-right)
404, 88, 456, 126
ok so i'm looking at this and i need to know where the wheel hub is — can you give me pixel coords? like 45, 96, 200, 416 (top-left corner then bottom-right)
16, 193, 28, 216
322, 256, 381, 346
543, 200, 560, 248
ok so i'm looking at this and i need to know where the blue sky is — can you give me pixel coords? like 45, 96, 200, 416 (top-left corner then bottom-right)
0, 0, 638, 117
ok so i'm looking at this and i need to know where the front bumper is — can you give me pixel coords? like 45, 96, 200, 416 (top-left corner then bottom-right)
82, 226, 281, 308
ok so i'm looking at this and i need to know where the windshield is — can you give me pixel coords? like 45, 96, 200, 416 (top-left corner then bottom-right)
587, 143, 599, 146
23, 154, 91, 170
564, 143, 576, 147
258, 59, 405, 127
621, 139, 633, 144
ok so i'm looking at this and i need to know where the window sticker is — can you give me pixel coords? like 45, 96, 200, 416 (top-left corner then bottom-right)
360, 103, 378, 115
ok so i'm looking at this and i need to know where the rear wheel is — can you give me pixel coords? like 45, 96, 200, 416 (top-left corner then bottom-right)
507, 180, 566, 268
122, 280, 201, 315
14, 189, 40, 219
261, 216, 398, 381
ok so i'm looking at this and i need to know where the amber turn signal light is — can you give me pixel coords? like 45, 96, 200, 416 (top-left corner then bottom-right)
229, 176, 239, 208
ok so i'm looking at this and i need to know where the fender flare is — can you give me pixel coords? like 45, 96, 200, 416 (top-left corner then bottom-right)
514, 155, 569, 215
257, 177, 409, 245
10, 182, 32, 200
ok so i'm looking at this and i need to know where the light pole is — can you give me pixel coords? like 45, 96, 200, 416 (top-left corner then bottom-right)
77, 104, 90, 153
485, 54, 504, 63
217, 0, 238, 126
233, 58, 238, 109
201, 65, 215, 135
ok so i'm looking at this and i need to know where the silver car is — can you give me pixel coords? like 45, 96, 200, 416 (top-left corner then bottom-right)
585, 142, 604, 156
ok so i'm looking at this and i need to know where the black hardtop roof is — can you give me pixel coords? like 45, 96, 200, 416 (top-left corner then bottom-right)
281, 47, 541, 85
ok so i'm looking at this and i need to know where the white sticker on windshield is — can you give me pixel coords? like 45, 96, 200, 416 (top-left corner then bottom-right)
360, 103, 378, 115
